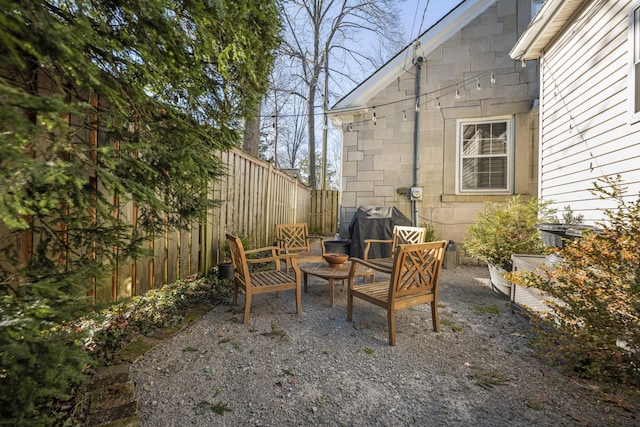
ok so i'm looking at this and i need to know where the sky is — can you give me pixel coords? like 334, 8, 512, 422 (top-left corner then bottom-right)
401, 1, 461, 42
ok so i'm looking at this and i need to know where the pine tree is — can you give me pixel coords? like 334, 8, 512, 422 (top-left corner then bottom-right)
0, 0, 280, 422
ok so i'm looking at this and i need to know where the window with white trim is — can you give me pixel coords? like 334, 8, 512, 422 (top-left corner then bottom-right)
630, 1, 640, 119
457, 117, 513, 194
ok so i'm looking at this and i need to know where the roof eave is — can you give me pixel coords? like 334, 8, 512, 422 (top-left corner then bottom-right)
331, 0, 495, 110
510, 0, 584, 61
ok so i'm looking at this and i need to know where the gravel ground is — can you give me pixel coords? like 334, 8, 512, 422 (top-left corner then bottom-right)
131, 265, 638, 426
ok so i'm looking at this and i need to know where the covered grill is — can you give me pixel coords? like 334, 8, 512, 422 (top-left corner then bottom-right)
348, 206, 412, 259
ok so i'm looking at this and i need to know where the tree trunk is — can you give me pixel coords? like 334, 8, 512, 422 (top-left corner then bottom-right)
307, 84, 317, 189
243, 104, 261, 157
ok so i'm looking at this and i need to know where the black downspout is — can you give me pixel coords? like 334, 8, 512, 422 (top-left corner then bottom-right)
412, 57, 423, 226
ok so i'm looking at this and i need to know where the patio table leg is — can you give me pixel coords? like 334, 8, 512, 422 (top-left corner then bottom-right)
328, 279, 335, 307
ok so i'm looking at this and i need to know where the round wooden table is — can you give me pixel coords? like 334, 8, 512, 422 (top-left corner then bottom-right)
298, 261, 372, 306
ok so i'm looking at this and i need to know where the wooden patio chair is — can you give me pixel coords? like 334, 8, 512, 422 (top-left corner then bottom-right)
226, 233, 302, 324
347, 240, 447, 346
363, 225, 427, 260
276, 223, 326, 263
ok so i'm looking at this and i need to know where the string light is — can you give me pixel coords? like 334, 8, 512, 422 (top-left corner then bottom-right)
260, 62, 518, 129
521, 58, 527, 68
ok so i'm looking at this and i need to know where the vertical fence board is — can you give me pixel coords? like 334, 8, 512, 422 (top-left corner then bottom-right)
309, 190, 339, 235
2, 146, 311, 302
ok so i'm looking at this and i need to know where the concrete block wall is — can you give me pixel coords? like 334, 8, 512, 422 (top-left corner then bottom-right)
337, 0, 539, 261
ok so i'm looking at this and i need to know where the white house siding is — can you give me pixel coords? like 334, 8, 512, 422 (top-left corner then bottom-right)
539, 0, 640, 223
336, 0, 539, 248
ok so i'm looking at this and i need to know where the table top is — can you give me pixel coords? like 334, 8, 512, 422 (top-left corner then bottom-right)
299, 261, 371, 280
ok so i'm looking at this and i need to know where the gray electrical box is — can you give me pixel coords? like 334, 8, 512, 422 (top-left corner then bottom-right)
410, 186, 423, 201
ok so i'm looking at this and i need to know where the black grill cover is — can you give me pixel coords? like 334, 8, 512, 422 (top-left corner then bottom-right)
348, 206, 412, 259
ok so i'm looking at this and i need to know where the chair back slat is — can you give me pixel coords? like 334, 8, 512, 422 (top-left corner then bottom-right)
276, 223, 311, 254
227, 234, 250, 288
391, 242, 445, 298
391, 226, 427, 252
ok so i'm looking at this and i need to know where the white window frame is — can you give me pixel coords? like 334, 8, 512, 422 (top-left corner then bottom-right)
629, 1, 640, 123
456, 116, 514, 195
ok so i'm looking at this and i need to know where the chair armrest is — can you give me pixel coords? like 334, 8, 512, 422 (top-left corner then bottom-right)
316, 236, 327, 254
363, 239, 392, 244
245, 249, 295, 264
348, 257, 393, 276
244, 245, 281, 262
363, 239, 392, 260
244, 245, 280, 255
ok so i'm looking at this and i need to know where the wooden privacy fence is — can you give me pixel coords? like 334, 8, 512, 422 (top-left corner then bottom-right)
105, 148, 311, 302
309, 190, 339, 236
1, 68, 312, 302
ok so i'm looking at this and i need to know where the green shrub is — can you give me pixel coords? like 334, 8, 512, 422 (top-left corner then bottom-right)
509, 176, 640, 385
0, 295, 89, 425
420, 222, 436, 242
465, 196, 552, 270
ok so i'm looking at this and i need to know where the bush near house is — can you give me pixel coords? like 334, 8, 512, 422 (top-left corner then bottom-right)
464, 196, 552, 271
509, 176, 640, 386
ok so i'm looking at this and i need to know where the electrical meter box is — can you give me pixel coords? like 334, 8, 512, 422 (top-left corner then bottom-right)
410, 187, 423, 201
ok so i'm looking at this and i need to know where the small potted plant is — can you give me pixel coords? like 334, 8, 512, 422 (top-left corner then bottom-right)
218, 234, 255, 280
465, 196, 551, 297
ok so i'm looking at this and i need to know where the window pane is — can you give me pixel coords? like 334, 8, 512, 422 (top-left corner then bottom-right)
459, 119, 510, 192
461, 158, 507, 190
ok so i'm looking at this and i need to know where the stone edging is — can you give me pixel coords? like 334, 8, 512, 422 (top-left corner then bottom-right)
84, 305, 212, 426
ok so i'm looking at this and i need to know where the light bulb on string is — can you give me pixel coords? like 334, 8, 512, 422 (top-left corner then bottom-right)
490, 72, 496, 84
455, 88, 460, 99
402, 110, 407, 121
436, 98, 441, 109
372, 107, 377, 125
521, 58, 527, 68
415, 99, 420, 112
476, 78, 481, 91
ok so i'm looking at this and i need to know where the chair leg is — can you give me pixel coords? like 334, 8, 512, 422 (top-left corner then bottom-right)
347, 292, 353, 322
388, 309, 397, 346
243, 292, 252, 324
431, 301, 439, 332
232, 280, 239, 306
295, 286, 302, 316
